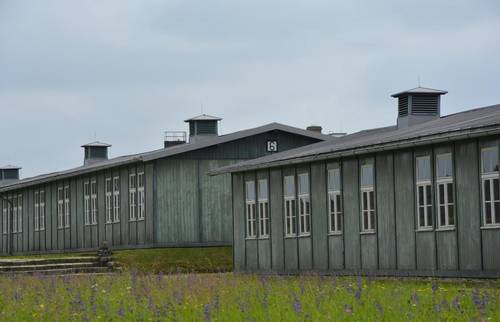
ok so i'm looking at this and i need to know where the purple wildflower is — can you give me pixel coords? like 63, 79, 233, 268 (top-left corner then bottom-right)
293, 297, 302, 314
452, 297, 462, 313
375, 302, 383, 315
117, 306, 125, 317
434, 303, 441, 313
357, 275, 363, 290
354, 289, 362, 301
431, 280, 438, 293
471, 288, 484, 311
411, 292, 419, 305
204, 303, 211, 322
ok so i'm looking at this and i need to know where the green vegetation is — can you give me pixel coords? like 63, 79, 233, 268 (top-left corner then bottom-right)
0, 273, 498, 321
113, 246, 233, 273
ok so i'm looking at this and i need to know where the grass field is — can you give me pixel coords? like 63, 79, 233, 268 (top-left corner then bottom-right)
0, 272, 498, 321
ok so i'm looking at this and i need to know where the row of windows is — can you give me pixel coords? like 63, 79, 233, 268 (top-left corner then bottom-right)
1, 172, 145, 234
244, 146, 500, 238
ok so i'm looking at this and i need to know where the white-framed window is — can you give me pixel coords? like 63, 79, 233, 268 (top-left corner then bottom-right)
328, 167, 342, 234
436, 153, 455, 228
298, 173, 311, 236
17, 194, 22, 233
39, 190, 45, 231
360, 163, 376, 232
416, 155, 433, 229
90, 180, 97, 225
113, 176, 120, 223
57, 187, 64, 229
245, 181, 257, 238
2, 202, 7, 234
105, 178, 112, 223
12, 196, 17, 233
34, 191, 40, 231
64, 186, 70, 228
84, 182, 91, 226
129, 173, 137, 221
138, 172, 145, 220
284, 175, 296, 237
481, 146, 500, 227
257, 179, 269, 238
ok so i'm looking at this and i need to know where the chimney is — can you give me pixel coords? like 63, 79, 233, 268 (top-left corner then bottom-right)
81, 141, 111, 165
184, 114, 222, 143
392, 87, 447, 128
164, 131, 187, 148
306, 125, 323, 134
0, 165, 21, 184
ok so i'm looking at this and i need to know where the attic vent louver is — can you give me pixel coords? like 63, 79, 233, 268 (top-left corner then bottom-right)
398, 96, 409, 117
411, 95, 439, 115
391, 87, 447, 128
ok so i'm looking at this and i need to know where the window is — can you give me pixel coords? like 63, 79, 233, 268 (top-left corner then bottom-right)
284, 175, 296, 237
39, 190, 45, 231
129, 173, 137, 221
298, 173, 311, 236
34, 191, 40, 231
113, 176, 120, 222
436, 153, 454, 228
245, 181, 257, 238
64, 186, 70, 228
57, 187, 64, 229
257, 179, 269, 238
328, 167, 342, 234
416, 156, 433, 229
90, 180, 97, 225
481, 146, 500, 226
17, 194, 22, 233
360, 163, 376, 232
84, 182, 90, 225
138, 172, 145, 220
2, 202, 7, 234
106, 178, 112, 223
12, 196, 17, 233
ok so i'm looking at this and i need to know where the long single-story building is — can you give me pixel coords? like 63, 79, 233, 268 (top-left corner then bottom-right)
0, 115, 329, 255
212, 87, 500, 277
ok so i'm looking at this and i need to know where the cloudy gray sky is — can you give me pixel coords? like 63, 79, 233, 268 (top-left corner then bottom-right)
1, 0, 500, 178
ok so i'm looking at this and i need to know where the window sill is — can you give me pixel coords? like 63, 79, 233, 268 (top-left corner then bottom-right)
137, 218, 145, 222
436, 227, 455, 232
328, 232, 343, 236
481, 225, 500, 230
360, 231, 376, 235
415, 228, 434, 232
284, 235, 297, 239
258, 236, 270, 240
298, 233, 311, 238
245, 237, 257, 240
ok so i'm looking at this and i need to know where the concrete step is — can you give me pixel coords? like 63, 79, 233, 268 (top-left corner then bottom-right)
0, 256, 101, 267
0, 261, 102, 272
1, 266, 112, 276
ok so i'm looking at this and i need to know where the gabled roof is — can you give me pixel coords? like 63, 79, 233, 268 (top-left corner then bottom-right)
81, 141, 112, 148
210, 103, 500, 175
0, 122, 330, 192
184, 114, 222, 122
0, 165, 22, 170
391, 87, 448, 98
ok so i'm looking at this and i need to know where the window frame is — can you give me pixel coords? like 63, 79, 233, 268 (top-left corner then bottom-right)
113, 176, 120, 223
481, 146, 500, 228
84, 182, 91, 226
90, 180, 97, 225
328, 167, 343, 235
283, 175, 297, 238
137, 172, 145, 221
245, 180, 257, 239
105, 178, 113, 224
415, 155, 433, 230
257, 178, 269, 239
129, 173, 137, 221
297, 173, 311, 237
57, 187, 64, 229
360, 162, 376, 233
64, 185, 70, 228
435, 152, 455, 230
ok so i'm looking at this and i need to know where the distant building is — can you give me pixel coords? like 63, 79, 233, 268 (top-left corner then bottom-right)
214, 87, 500, 277
0, 115, 328, 255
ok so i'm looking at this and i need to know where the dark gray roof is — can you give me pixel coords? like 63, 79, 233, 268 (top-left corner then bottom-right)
0, 165, 22, 170
210, 104, 500, 175
0, 122, 329, 192
391, 87, 448, 98
81, 141, 112, 148
184, 114, 222, 122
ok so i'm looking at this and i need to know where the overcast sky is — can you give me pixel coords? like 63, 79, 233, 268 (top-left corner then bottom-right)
1, 1, 500, 178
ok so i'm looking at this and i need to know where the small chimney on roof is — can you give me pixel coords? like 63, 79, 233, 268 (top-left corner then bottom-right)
392, 86, 447, 128
306, 125, 323, 134
164, 131, 187, 148
185, 114, 222, 143
0, 165, 21, 184
82, 141, 111, 165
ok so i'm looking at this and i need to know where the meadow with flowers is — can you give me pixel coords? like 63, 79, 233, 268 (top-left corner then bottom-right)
0, 271, 498, 321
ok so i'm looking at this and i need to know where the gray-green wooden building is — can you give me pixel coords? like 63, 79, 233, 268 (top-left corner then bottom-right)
214, 88, 500, 277
0, 115, 328, 255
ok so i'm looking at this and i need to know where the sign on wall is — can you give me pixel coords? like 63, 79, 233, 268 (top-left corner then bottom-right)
267, 141, 278, 152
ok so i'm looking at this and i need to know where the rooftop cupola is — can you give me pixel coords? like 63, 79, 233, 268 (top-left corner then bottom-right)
184, 114, 222, 143
0, 165, 21, 184
81, 141, 111, 165
392, 87, 447, 128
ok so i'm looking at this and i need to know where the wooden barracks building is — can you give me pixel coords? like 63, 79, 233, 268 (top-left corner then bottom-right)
0, 115, 328, 255
213, 87, 500, 277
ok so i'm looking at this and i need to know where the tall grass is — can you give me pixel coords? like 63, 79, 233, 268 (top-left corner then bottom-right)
0, 272, 498, 321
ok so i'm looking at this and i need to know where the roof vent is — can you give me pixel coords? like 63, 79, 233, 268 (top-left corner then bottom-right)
306, 125, 322, 134
164, 131, 187, 148
0, 165, 21, 184
82, 141, 111, 165
185, 114, 222, 143
392, 87, 447, 128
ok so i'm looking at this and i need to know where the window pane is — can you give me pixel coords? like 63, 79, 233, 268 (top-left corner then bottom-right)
418, 186, 424, 206
439, 184, 445, 205
337, 214, 342, 232
440, 206, 446, 226
485, 203, 492, 224
369, 191, 375, 210
258, 179, 268, 200
495, 202, 500, 224
330, 198, 335, 214
448, 205, 454, 225
363, 212, 368, 230
426, 206, 432, 226
360, 164, 374, 188
416, 156, 431, 181
436, 153, 453, 178
426, 185, 432, 205
328, 168, 341, 192
284, 176, 295, 197
494, 179, 500, 201
481, 147, 499, 173
298, 173, 309, 195
419, 207, 425, 227
362, 192, 367, 211
484, 180, 491, 201
246, 181, 255, 201
447, 183, 454, 204
336, 195, 342, 213
370, 211, 375, 229
305, 200, 310, 214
